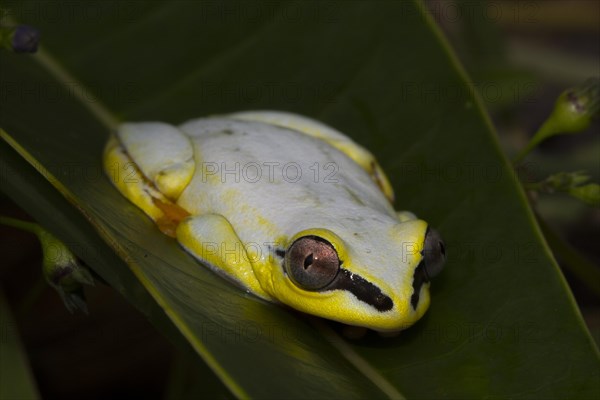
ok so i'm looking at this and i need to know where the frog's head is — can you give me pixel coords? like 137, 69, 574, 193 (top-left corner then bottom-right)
270, 218, 446, 332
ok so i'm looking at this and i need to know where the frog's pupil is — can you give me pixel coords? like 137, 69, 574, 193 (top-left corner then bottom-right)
304, 254, 314, 269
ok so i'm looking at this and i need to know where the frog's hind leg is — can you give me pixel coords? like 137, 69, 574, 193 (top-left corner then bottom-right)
103, 134, 190, 237
116, 122, 195, 200
176, 214, 272, 300
229, 111, 395, 203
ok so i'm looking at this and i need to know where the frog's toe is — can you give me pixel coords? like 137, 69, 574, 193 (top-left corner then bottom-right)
396, 211, 418, 223
342, 325, 368, 340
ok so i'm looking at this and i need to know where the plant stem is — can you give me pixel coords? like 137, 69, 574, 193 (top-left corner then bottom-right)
0, 215, 42, 235
0, 216, 49, 315
512, 119, 554, 164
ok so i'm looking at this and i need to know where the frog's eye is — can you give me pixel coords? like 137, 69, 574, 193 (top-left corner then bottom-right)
422, 228, 446, 279
285, 236, 340, 290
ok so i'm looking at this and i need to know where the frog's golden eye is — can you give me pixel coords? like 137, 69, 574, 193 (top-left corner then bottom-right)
285, 236, 340, 290
422, 228, 446, 279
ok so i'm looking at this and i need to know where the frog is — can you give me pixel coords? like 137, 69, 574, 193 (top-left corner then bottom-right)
103, 111, 446, 333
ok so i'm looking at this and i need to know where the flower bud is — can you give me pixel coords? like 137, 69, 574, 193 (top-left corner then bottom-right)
514, 78, 599, 164
38, 230, 95, 313
0, 24, 40, 53
551, 78, 599, 134
0, 216, 94, 313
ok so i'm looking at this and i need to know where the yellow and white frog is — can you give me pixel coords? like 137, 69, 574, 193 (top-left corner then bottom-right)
103, 111, 446, 333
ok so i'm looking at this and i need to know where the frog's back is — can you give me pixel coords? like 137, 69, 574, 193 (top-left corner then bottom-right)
177, 117, 396, 244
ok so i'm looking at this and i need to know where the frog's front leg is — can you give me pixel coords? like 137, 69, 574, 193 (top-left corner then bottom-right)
176, 214, 272, 300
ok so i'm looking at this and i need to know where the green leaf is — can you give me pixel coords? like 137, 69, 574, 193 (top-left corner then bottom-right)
1, 1, 598, 398
0, 289, 40, 400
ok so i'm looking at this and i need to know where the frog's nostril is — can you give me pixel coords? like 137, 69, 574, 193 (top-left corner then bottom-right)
422, 228, 446, 280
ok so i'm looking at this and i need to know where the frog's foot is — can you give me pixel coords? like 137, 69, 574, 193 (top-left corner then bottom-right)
176, 214, 272, 300
341, 325, 368, 340
396, 211, 418, 223
229, 111, 395, 203
103, 135, 190, 237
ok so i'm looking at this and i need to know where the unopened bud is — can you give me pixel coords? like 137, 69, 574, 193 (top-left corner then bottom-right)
0, 216, 94, 313
514, 78, 599, 164
38, 230, 94, 313
0, 24, 40, 53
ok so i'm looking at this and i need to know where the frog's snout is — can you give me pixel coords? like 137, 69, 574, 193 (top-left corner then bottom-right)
421, 228, 446, 280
